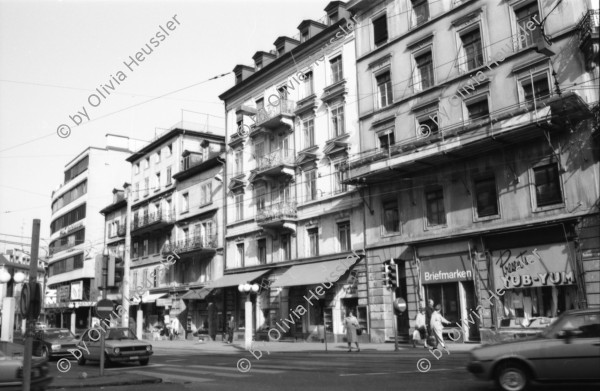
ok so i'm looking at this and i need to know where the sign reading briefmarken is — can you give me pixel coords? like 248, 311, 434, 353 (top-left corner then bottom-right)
420, 254, 473, 283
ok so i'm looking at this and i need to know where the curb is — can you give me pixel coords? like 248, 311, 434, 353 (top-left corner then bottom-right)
48, 376, 162, 389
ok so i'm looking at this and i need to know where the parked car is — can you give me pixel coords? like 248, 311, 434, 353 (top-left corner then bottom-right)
0, 345, 52, 391
467, 309, 600, 391
31, 328, 79, 359
76, 327, 152, 366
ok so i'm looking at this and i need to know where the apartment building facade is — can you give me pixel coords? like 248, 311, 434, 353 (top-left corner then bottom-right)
126, 126, 225, 338
345, 0, 599, 343
219, 1, 368, 343
47, 135, 132, 334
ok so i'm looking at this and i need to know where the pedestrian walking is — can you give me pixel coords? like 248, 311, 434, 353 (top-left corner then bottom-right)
413, 306, 427, 348
343, 310, 360, 352
424, 299, 434, 348
226, 316, 235, 344
431, 304, 451, 350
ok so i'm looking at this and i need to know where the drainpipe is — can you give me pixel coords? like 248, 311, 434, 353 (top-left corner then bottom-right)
361, 186, 372, 343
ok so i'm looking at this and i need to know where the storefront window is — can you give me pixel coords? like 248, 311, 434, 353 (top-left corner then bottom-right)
498, 285, 578, 325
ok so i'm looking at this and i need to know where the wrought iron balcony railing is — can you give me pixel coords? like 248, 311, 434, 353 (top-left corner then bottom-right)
254, 100, 295, 128
256, 149, 295, 172
172, 234, 218, 253
255, 201, 297, 223
131, 209, 175, 231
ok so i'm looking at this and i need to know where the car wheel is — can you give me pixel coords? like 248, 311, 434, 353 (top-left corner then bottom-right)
41, 346, 50, 359
139, 358, 149, 366
495, 362, 530, 391
77, 355, 86, 365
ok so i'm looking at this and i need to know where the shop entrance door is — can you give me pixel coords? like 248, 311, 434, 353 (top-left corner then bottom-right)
463, 282, 481, 341
425, 283, 460, 324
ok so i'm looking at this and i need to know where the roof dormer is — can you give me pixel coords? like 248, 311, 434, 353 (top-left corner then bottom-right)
273, 36, 300, 57
324, 1, 351, 25
252, 51, 277, 71
233, 65, 256, 85
297, 20, 328, 43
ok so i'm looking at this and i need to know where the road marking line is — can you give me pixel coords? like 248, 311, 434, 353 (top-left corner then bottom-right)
187, 364, 283, 374
165, 359, 186, 362
165, 367, 250, 378
340, 368, 454, 376
127, 370, 213, 383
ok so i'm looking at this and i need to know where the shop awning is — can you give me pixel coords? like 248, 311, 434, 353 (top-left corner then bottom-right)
208, 270, 270, 288
271, 257, 360, 288
142, 292, 168, 303
181, 287, 213, 300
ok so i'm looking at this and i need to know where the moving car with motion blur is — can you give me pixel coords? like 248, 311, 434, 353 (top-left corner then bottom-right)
32, 328, 79, 359
467, 309, 600, 391
0, 343, 52, 391
76, 327, 153, 366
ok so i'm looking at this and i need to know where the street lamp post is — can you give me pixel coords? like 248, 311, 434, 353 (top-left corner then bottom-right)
237, 282, 259, 350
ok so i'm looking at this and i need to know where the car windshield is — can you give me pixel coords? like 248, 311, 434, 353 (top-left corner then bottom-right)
44, 330, 74, 339
106, 328, 137, 340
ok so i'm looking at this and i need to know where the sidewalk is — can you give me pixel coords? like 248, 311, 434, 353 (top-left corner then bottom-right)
150, 339, 481, 353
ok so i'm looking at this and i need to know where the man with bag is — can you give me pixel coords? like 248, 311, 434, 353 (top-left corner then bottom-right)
413, 306, 427, 348
424, 299, 435, 348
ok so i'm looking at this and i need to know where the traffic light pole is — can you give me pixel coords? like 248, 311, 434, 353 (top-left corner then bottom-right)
391, 288, 398, 352
22, 219, 40, 391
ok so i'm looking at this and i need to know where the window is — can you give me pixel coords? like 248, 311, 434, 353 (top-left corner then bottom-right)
301, 30, 309, 43
330, 56, 343, 84
144, 178, 149, 196
234, 150, 243, 175
378, 132, 395, 150
49, 203, 86, 234
280, 234, 291, 261
166, 166, 172, 186
258, 239, 267, 264
134, 164, 140, 174
133, 242, 138, 259
134, 183, 139, 200
426, 187, 446, 226
376, 71, 393, 108
337, 222, 351, 252
331, 106, 345, 137
373, 13, 388, 46
254, 141, 264, 160
155, 172, 161, 191
474, 176, 499, 217
533, 163, 562, 207
466, 98, 489, 120
167, 144, 173, 156
256, 187, 266, 212
329, 11, 339, 25
182, 227, 189, 243
255, 61, 262, 70
515, 2, 541, 49
156, 150, 161, 163
302, 118, 315, 149
461, 29, 484, 71
235, 194, 244, 220
418, 116, 439, 137
521, 73, 550, 102
153, 267, 159, 287
415, 51, 434, 90
200, 182, 212, 205
256, 98, 264, 111
334, 162, 348, 193
237, 243, 245, 267
64, 155, 89, 183
412, 0, 430, 26
383, 201, 400, 234
304, 170, 317, 202
302, 72, 313, 98
277, 86, 289, 100
143, 238, 149, 257
182, 193, 189, 213
308, 227, 319, 256
145, 157, 150, 170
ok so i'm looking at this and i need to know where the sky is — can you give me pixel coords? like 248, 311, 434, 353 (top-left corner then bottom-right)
0, 0, 329, 251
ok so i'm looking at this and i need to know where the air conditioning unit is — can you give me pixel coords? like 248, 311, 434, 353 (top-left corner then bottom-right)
535, 37, 555, 57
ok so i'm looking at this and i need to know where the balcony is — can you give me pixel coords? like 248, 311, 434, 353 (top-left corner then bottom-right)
577, 9, 600, 71
49, 242, 79, 256
251, 149, 296, 182
251, 100, 295, 131
131, 209, 175, 234
173, 151, 223, 181
172, 234, 218, 254
255, 201, 297, 231
346, 93, 591, 184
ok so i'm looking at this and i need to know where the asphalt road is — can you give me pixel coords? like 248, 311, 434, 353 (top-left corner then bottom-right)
47, 346, 600, 391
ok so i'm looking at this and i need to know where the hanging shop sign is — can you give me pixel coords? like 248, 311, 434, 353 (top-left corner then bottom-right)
57, 285, 71, 303
70, 281, 83, 300
491, 243, 575, 289
420, 253, 473, 283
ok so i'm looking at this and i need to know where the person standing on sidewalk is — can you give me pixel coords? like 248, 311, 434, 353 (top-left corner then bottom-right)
431, 304, 451, 350
343, 310, 360, 352
424, 299, 434, 347
413, 306, 427, 348
226, 316, 235, 344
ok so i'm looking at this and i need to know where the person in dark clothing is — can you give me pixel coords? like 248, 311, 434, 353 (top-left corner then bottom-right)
226, 316, 235, 344
424, 299, 435, 348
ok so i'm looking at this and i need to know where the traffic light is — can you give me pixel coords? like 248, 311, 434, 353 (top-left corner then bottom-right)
107, 256, 124, 287
382, 259, 399, 289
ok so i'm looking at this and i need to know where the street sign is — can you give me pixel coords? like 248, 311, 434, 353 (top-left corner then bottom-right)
96, 299, 114, 318
393, 297, 407, 313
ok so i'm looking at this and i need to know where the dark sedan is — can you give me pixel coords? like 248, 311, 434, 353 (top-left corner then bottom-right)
32, 328, 79, 359
467, 309, 600, 391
